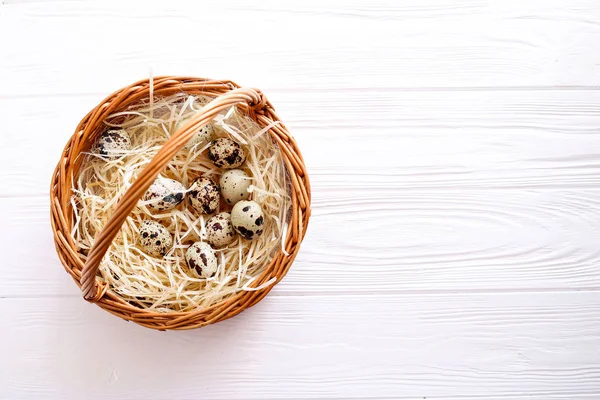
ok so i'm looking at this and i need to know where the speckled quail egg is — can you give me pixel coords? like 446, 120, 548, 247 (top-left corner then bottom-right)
142, 176, 186, 211
175, 117, 215, 150
138, 220, 173, 257
231, 200, 264, 240
186, 241, 218, 278
207, 138, 246, 169
220, 169, 251, 205
94, 129, 131, 158
206, 212, 236, 248
188, 177, 220, 214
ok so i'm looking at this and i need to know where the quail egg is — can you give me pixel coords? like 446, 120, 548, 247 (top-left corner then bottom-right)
206, 212, 236, 248
188, 177, 220, 214
231, 200, 264, 240
175, 117, 215, 150
220, 169, 251, 205
94, 129, 131, 158
142, 176, 186, 211
138, 220, 173, 257
207, 138, 246, 169
186, 242, 218, 278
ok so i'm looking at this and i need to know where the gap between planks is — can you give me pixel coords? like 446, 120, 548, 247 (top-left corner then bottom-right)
3, 287, 600, 301
2, 86, 600, 100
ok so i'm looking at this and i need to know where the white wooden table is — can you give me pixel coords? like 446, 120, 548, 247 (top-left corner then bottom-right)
2, 1, 600, 399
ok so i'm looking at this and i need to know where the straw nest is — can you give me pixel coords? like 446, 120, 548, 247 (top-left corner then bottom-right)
50, 77, 311, 330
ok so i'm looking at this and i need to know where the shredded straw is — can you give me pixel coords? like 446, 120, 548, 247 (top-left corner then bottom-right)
71, 93, 290, 312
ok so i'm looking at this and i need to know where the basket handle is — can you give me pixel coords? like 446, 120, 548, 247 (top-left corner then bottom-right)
80, 87, 265, 301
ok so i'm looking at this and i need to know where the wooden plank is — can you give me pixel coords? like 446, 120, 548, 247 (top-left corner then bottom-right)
2, 0, 600, 93
3, 89, 600, 197
1, 292, 599, 399
2, 1, 600, 399
4, 186, 600, 298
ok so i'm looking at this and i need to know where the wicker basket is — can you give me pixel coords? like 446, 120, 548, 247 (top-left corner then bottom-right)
50, 76, 311, 330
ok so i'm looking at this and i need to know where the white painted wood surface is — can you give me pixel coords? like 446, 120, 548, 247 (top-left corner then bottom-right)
2, 1, 600, 399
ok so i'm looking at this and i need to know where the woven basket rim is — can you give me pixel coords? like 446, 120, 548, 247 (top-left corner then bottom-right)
50, 76, 311, 330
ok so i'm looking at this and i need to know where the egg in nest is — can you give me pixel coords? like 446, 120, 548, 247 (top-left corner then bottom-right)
231, 200, 264, 240
188, 177, 220, 214
207, 138, 246, 169
220, 169, 251, 205
138, 220, 173, 257
175, 117, 215, 150
94, 129, 131, 158
142, 176, 186, 211
186, 242, 218, 278
206, 212, 236, 248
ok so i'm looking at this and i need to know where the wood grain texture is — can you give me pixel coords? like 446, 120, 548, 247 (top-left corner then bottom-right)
3, 90, 600, 197
2, 0, 600, 94
1, 293, 600, 399
3, 187, 600, 298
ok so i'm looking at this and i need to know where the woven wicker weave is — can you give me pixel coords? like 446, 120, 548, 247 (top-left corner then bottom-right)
50, 76, 311, 330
